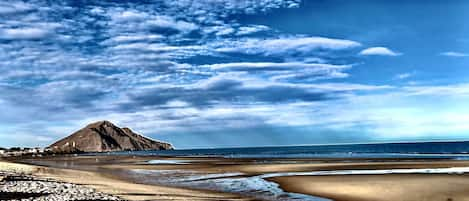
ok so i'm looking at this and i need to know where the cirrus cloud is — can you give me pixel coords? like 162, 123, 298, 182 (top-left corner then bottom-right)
440, 51, 469, 57
216, 37, 362, 56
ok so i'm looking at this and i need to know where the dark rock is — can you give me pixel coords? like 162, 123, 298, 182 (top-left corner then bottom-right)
48, 121, 173, 153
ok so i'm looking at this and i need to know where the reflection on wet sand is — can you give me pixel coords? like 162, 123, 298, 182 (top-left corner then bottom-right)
19, 155, 469, 201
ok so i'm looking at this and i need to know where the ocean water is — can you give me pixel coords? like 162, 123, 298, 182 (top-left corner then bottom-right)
89, 141, 469, 201
103, 141, 469, 159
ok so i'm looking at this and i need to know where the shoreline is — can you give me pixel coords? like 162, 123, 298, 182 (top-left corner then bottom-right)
0, 159, 253, 201
0, 161, 121, 201
6, 155, 469, 201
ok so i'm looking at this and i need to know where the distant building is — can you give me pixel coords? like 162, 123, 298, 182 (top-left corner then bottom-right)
27, 147, 43, 154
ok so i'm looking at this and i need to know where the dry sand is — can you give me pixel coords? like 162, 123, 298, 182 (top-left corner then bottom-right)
34, 167, 252, 201
0, 161, 36, 173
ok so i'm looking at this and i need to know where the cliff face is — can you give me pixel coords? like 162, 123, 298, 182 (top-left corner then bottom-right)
48, 121, 173, 153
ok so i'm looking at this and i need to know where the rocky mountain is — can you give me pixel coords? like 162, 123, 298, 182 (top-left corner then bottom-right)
48, 121, 173, 153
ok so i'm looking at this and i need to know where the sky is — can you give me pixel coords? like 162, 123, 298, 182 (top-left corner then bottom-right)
1, 0, 469, 149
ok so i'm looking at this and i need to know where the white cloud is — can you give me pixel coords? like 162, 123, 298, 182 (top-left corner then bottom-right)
104, 34, 164, 43
201, 62, 352, 82
146, 15, 198, 33
236, 25, 270, 35
440, 51, 469, 57
111, 10, 148, 22
161, 0, 301, 19
215, 26, 235, 36
394, 72, 413, 80
403, 84, 469, 96
359, 47, 401, 56
0, 1, 34, 14
338, 91, 469, 139
215, 37, 362, 55
6, 0, 444, 147
203, 62, 350, 70
192, 72, 390, 91
0, 27, 50, 40
271, 70, 349, 81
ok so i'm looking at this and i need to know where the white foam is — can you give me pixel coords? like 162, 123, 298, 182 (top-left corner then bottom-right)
204, 176, 331, 201
178, 172, 244, 181
131, 169, 331, 201
147, 159, 191, 164
132, 169, 244, 182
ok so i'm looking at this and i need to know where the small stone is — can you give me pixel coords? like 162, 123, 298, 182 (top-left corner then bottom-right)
0, 171, 123, 201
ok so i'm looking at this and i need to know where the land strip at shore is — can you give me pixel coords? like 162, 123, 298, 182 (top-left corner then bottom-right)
271, 174, 469, 201
0, 160, 252, 201
0, 161, 120, 201
6, 155, 469, 201
36, 156, 469, 201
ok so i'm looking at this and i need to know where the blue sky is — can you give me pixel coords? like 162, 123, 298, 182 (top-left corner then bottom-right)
1, 0, 469, 148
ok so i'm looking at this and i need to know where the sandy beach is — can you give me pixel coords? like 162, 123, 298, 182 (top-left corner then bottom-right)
271, 174, 469, 201
3, 155, 469, 201
0, 159, 252, 201
2, 0, 468, 199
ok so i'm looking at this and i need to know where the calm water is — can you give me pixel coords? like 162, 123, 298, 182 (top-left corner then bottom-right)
100, 141, 469, 159
65, 141, 469, 201
114, 141, 469, 201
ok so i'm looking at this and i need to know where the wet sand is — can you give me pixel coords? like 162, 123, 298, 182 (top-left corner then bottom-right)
34, 167, 252, 201
271, 174, 469, 201
9, 156, 469, 201
1, 159, 253, 201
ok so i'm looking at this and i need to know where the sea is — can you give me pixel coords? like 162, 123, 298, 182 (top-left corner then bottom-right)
101, 140, 469, 160
86, 141, 469, 201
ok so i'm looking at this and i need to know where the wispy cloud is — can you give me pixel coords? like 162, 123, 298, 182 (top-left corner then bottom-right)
0, 1, 34, 14
394, 72, 414, 80
202, 62, 349, 70
0, 27, 51, 40
1, 0, 467, 148
236, 25, 270, 36
202, 62, 352, 82
216, 37, 362, 56
403, 84, 469, 96
440, 51, 469, 57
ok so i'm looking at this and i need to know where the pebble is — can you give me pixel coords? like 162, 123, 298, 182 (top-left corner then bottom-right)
0, 171, 123, 201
